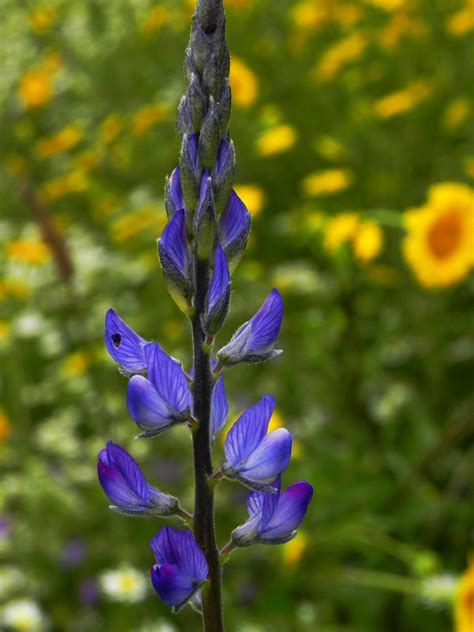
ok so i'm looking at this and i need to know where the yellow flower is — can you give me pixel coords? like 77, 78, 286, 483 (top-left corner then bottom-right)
62, 352, 89, 378
379, 12, 426, 50
0, 410, 11, 442
353, 221, 384, 263
292, 2, 328, 31
256, 124, 297, 157
443, 98, 470, 131
367, 0, 406, 10
230, 57, 258, 108
303, 169, 353, 197
41, 170, 88, 201
455, 558, 474, 632
324, 212, 360, 254
403, 182, 474, 287
0, 279, 31, 300
131, 104, 170, 137
18, 54, 61, 109
374, 81, 433, 119
100, 114, 123, 144
282, 532, 308, 567
110, 207, 166, 243
6, 240, 51, 265
233, 184, 265, 217
140, 5, 171, 37
29, 5, 58, 35
36, 124, 83, 158
447, 4, 474, 37
314, 33, 368, 81
0, 321, 10, 342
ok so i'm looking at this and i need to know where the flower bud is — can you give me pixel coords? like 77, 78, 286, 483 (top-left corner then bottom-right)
180, 133, 201, 211
194, 172, 217, 260
199, 99, 220, 169
158, 209, 193, 313
165, 166, 185, 219
202, 244, 230, 335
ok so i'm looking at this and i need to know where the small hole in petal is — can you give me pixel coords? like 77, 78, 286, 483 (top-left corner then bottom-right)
111, 333, 122, 348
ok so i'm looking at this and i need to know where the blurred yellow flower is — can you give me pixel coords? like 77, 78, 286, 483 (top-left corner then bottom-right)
455, 558, 474, 632
443, 98, 470, 131
6, 240, 51, 265
367, 0, 406, 10
374, 81, 433, 118
141, 5, 171, 37
42, 170, 88, 201
110, 207, 166, 242
0, 322, 10, 342
379, 12, 426, 50
403, 182, 474, 287
100, 114, 123, 144
36, 124, 83, 158
324, 212, 360, 253
233, 184, 265, 217
0, 279, 31, 300
353, 221, 384, 263
29, 5, 58, 35
292, 1, 327, 31
131, 104, 170, 137
0, 410, 11, 442
268, 409, 284, 432
257, 124, 297, 157
230, 57, 258, 108
315, 33, 368, 81
447, 3, 474, 37
282, 532, 308, 567
18, 54, 61, 109
62, 352, 89, 378
303, 169, 353, 196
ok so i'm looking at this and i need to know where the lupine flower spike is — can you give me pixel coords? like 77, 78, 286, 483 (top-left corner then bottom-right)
97, 0, 312, 629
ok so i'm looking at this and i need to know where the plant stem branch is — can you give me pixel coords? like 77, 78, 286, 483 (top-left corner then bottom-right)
191, 258, 225, 632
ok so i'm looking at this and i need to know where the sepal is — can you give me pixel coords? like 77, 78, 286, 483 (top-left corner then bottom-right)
214, 139, 235, 214
165, 166, 185, 219
199, 99, 220, 169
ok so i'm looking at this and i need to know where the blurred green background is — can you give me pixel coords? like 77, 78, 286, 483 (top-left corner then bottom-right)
1, 0, 473, 630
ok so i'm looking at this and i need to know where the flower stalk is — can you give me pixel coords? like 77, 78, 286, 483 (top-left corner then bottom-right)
97, 0, 312, 629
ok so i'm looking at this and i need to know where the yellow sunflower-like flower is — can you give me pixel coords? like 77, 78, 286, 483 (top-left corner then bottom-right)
229, 57, 258, 108
455, 558, 474, 632
403, 182, 474, 288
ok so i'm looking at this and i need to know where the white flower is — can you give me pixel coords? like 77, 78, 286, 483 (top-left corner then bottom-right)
1, 599, 45, 631
99, 566, 147, 603
420, 574, 457, 606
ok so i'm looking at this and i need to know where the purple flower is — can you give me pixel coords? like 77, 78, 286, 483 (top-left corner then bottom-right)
97, 442, 178, 516
60, 539, 87, 569
105, 309, 148, 375
222, 395, 292, 492
218, 190, 251, 272
165, 166, 185, 218
203, 244, 230, 335
158, 209, 193, 312
150, 527, 208, 611
211, 374, 228, 442
216, 289, 283, 367
128, 343, 192, 438
231, 478, 313, 546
